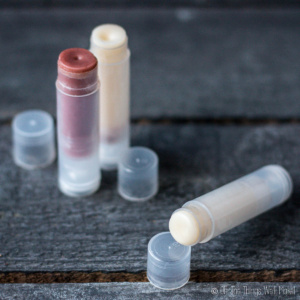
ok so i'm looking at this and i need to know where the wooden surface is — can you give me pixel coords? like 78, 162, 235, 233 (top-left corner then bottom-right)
0, 7, 299, 299
1, 0, 299, 8
0, 283, 299, 299
1, 9, 300, 121
0, 124, 300, 273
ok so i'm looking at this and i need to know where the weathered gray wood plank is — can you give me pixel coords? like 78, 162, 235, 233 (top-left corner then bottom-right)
0, 9, 300, 120
1, 0, 299, 8
0, 124, 299, 272
0, 282, 299, 299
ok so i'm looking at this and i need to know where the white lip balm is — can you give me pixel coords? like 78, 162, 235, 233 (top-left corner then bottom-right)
169, 165, 293, 246
90, 24, 130, 170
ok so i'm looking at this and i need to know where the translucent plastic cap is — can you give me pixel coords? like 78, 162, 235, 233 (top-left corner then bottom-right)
12, 110, 56, 169
118, 147, 158, 201
147, 232, 191, 290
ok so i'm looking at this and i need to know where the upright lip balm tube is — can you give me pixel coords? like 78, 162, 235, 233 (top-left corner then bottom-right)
56, 48, 100, 197
90, 24, 130, 170
169, 165, 293, 246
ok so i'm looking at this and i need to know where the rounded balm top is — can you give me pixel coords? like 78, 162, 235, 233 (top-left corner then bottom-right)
58, 48, 97, 74
91, 24, 127, 49
169, 208, 202, 246
90, 24, 129, 64
56, 48, 99, 95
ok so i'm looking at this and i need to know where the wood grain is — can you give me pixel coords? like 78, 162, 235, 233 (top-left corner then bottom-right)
0, 270, 299, 284
0, 124, 299, 273
0, 282, 299, 299
0, 9, 299, 121
0, 0, 299, 8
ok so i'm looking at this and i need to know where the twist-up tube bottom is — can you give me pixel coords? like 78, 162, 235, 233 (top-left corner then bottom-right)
59, 177, 100, 197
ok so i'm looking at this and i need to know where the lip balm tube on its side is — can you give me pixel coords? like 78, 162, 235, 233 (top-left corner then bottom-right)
90, 24, 130, 170
169, 165, 293, 246
56, 48, 101, 197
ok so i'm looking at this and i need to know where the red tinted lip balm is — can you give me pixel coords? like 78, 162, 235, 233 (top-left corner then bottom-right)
57, 48, 99, 96
58, 48, 97, 74
56, 48, 101, 197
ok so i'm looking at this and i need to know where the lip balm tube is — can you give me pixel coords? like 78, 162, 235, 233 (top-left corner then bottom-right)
90, 24, 130, 170
169, 165, 293, 246
56, 48, 100, 197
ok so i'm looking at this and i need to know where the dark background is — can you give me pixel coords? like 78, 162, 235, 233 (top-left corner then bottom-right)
1, 0, 300, 8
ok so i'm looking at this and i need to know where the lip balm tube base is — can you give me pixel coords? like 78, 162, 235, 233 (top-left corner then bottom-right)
100, 127, 129, 171
58, 154, 101, 198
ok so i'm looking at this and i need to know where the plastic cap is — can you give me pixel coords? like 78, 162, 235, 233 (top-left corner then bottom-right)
118, 146, 158, 201
12, 110, 56, 169
147, 232, 191, 290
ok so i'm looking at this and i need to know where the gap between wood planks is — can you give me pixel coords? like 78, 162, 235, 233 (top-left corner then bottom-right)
0, 270, 299, 284
1, 117, 300, 127
133, 117, 300, 126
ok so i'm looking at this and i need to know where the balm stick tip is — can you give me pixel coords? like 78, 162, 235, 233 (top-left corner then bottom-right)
169, 208, 201, 246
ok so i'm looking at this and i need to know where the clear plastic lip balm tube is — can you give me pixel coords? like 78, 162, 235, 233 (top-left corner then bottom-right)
169, 165, 293, 246
90, 24, 130, 170
56, 48, 101, 197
